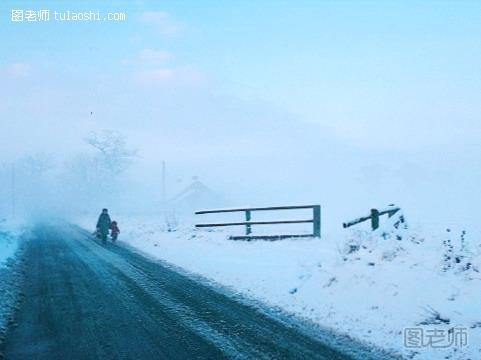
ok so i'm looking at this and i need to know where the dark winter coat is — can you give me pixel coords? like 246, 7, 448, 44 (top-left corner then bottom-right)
110, 223, 120, 235
96, 213, 112, 235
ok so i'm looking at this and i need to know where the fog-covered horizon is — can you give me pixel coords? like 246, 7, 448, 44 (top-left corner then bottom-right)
1, 1, 481, 234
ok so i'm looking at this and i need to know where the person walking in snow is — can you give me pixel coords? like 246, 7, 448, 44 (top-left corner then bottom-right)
110, 221, 120, 242
96, 208, 112, 244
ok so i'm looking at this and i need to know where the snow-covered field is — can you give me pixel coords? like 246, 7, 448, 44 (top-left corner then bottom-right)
84, 212, 481, 360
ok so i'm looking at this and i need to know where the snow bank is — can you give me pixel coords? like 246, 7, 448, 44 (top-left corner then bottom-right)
82, 214, 480, 359
0, 219, 23, 267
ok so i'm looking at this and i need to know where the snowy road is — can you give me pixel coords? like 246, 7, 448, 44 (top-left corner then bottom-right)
1, 224, 388, 360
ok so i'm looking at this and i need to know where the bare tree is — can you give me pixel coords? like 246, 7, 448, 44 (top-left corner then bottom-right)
85, 130, 137, 174
18, 153, 55, 177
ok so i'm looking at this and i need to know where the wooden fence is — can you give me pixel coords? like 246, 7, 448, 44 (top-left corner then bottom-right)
343, 205, 401, 231
195, 205, 321, 240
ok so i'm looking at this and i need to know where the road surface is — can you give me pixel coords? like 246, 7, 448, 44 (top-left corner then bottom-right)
1, 223, 393, 360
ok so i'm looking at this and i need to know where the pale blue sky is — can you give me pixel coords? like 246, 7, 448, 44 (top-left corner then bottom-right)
2, 1, 481, 150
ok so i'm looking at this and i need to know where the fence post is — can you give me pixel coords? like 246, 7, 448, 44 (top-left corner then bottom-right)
370, 209, 379, 230
313, 205, 321, 237
245, 210, 252, 235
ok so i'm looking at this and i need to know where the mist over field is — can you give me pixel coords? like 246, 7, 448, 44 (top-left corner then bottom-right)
1, 1, 481, 235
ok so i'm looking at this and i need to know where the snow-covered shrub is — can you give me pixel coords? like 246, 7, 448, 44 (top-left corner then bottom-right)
443, 229, 455, 272
163, 210, 179, 232
375, 209, 408, 241
442, 229, 478, 275
419, 306, 450, 325
340, 209, 417, 263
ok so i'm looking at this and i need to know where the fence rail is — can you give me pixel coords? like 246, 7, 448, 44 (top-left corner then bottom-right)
196, 205, 320, 214
195, 205, 321, 240
343, 205, 401, 230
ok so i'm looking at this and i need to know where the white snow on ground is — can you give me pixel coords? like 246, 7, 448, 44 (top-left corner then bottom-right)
0, 219, 22, 267
77, 213, 481, 359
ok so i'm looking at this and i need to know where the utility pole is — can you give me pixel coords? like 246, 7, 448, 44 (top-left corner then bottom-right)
162, 160, 166, 204
11, 163, 16, 219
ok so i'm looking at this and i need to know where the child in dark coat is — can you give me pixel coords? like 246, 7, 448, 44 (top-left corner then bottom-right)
110, 221, 120, 242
